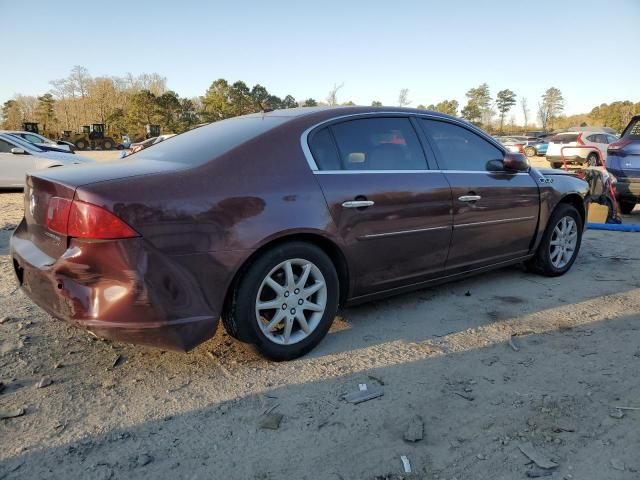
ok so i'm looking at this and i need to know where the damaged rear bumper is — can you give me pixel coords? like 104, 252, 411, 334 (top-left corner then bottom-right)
9, 220, 242, 351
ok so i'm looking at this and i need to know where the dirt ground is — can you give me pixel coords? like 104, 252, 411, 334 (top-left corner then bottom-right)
1, 159, 640, 479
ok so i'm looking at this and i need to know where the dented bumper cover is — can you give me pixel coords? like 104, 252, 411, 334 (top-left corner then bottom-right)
10, 219, 246, 351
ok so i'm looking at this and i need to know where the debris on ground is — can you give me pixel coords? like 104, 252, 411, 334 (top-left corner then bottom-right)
610, 458, 625, 471
453, 391, 475, 401
400, 455, 411, 473
0, 407, 25, 420
111, 354, 124, 368
509, 335, 520, 352
0, 315, 11, 324
403, 415, 424, 442
526, 468, 553, 477
609, 409, 625, 419
35, 377, 52, 389
518, 443, 559, 470
342, 384, 384, 404
258, 412, 283, 430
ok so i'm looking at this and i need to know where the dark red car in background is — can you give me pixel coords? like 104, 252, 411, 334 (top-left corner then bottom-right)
11, 107, 588, 360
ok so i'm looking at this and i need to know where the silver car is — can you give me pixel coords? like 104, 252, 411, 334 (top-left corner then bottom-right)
4, 130, 74, 152
0, 133, 92, 188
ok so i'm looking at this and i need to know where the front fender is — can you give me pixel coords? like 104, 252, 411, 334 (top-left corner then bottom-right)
529, 168, 588, 252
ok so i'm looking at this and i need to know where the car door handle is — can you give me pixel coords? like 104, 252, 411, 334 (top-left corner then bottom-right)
458, 195, 482, 202
342, 200, 375, 208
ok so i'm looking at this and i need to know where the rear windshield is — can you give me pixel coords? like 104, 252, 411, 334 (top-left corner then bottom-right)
549, 133, 579, 144
622, 118, 640, 140
129, 115, 289, 165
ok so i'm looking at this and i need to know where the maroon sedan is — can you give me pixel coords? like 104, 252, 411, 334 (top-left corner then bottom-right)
11, 107, 588, 360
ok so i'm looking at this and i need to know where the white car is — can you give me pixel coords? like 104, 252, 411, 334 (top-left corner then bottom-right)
546, 130, 618, 169
0, 133, 92, 188
4, 130, 73, 152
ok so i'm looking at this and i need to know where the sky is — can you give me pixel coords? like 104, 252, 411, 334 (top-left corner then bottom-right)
1, 0, 639, 124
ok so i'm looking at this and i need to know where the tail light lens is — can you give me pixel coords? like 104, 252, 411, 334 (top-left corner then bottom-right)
46, 198, 138, 239
46, 197, 72, 235
576, 133, 585, 145
608, 138, 631, 151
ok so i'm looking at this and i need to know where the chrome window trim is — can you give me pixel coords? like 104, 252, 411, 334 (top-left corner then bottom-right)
314, 169, 530, 175
359, 225, 451, 240
454, 216, 536, 229
299, 111, 508, 173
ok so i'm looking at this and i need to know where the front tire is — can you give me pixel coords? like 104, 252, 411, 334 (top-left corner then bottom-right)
550, 161, 562, 169
619, 200, 636, 215
524, 146, 536, 157
526, 204, 582, 277
222, 242, 339, 361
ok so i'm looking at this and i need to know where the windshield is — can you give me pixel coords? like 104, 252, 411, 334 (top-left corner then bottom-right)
127, 115, 290, 166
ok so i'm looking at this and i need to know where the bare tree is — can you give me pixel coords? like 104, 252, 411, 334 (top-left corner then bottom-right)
521, 97, 529, 128
398, 88, 411, 107
326, 83, 344, 106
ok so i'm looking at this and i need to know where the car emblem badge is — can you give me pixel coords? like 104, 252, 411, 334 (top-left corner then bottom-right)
29, 194, 38, 216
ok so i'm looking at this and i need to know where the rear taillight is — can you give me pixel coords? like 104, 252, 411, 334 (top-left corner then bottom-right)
46, 197, 138, 239
46, 197, 72, 235
576, 133, 585, 145
608, 138, 631, 151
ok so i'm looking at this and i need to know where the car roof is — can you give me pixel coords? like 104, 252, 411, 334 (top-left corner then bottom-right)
244, 105, 460, 122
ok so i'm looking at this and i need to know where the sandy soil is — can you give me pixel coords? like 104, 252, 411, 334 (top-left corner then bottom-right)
1, 170, 640, 479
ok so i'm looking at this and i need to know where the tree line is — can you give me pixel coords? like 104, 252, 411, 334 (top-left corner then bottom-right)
1, 66, 638, 138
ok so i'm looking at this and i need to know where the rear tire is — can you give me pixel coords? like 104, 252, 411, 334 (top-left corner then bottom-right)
526, 204, 583, 277
551, 162, 562, 169
75, 140, 87, 150
103, 140, 114, 150
586, 152, 599, 167
222, 242, 339, 361
619, 200, 636, 215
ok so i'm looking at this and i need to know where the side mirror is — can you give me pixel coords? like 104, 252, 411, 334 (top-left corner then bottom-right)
10, 147, 26, 155
503, 152, 529, 172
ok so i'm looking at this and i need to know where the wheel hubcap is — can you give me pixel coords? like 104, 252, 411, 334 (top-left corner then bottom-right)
255, 258, 327, 345
549, 216, 578, 268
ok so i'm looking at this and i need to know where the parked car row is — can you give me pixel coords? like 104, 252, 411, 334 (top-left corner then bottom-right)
546, 130, 619, 168
495, 136, 548, 157
0, 132, 92, 188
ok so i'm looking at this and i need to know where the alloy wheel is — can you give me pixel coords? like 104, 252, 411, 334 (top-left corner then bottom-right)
255, 258, 327, 345
549, 216, 578, 268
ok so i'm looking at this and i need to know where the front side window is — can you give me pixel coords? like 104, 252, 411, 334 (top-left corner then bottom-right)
326, 117, 427, 171
420, 119, 503, 171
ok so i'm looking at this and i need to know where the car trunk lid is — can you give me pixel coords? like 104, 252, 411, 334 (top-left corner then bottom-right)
22, 159, 185, 259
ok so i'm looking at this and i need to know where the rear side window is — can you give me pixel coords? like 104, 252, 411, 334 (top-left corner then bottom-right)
0, 139, 13, 153
420, 119, 503, 171
328, 117, 427, 171
129, 115, 289, 165
623, 118, 640, 140
550, 133, 579, 144
309, 128, 340, 170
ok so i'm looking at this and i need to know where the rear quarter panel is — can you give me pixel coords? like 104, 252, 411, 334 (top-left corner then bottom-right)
74, 124, 344, 312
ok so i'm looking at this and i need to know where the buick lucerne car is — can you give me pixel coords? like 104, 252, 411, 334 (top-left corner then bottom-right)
10, 107, 588, 360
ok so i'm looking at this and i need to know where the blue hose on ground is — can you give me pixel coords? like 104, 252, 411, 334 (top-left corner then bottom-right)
587, 222, 640, 232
